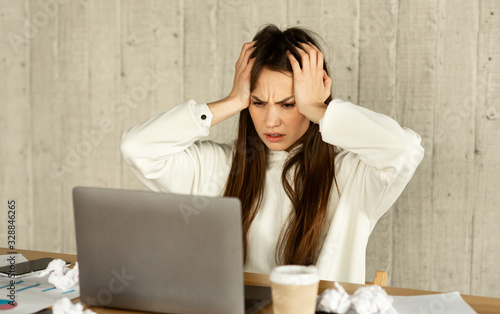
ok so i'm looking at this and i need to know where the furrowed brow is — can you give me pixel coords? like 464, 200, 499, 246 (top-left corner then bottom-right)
251, 96, 264, 103
276, 95, 295, 104
251, 95, 294, 104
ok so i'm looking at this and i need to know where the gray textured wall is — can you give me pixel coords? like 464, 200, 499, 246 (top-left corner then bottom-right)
1, 0, 499, 298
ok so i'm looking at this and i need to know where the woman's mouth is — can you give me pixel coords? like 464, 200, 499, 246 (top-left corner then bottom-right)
265, 133, 285, 142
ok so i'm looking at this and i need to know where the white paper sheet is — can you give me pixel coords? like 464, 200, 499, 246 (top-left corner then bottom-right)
0, 270, 79, 313
0, 254, 28, 268
391, 292, 477, 314
316, 291, 476, 313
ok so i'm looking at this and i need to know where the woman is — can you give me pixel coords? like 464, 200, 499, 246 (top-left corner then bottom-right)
120, 24, 424, 284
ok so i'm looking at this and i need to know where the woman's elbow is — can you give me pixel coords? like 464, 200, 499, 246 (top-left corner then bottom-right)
398, 130, 425, 177
407, 130, 425, 164
120, 130, 139, 166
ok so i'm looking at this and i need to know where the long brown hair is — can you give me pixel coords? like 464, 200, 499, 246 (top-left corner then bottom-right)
223, 24, 338, 266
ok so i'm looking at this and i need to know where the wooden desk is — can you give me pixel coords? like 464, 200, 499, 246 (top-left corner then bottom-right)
2, 248, 500, 314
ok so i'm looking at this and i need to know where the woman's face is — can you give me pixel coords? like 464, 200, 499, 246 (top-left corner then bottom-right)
249, 67, 310, 152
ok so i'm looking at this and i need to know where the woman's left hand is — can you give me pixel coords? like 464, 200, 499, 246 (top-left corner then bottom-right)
286, 42, 332, 123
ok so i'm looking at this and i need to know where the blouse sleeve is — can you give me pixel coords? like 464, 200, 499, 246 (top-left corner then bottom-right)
319, 99, 425, 223
120, 99, 233, 196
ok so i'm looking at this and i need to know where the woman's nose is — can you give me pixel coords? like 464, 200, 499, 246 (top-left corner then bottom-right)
265, 107, 281, 128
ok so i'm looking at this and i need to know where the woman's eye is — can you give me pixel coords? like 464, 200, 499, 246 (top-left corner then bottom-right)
283, 103, 295, 108
253, 102, 264, 106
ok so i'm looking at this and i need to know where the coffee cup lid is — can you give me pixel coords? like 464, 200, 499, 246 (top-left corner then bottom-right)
270, 265, 319, 285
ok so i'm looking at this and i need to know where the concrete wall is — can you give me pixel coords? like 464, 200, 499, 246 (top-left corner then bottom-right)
1, 0, 499, 298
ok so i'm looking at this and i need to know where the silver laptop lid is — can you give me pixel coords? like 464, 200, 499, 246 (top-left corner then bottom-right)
73, 187, 244, 314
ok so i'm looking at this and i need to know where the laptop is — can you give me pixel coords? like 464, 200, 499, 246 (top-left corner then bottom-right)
73, 187, 272, 314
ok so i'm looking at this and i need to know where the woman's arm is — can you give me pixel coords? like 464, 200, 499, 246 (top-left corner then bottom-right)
287, 42, 424, 222
320, 99, 425, 222
207, 97, 247, 127
120, 41, 257, 194
120, 99, 233, 195
320, 99, 424, 179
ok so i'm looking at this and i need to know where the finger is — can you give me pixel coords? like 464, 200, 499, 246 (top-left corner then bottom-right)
304, 42, 324, 72
286, 50, 302, 76
238, 41, 256, 64
318, 52, 324, 73
236, 49, 256, 77
235, 43, 250, 68
294, 46, 310, 72
307, 41, 321, 51
299, 42, 317, 71
236, 41, 256, 69
241, 45, 256, 66
307, 42, 324, 71
242, 57, 256, 79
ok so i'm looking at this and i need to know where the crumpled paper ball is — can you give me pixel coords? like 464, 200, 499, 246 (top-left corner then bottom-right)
37, 259, 79, 291
317, 282, 352, 313
52, 297, 96, 314
350, 285, 393, 314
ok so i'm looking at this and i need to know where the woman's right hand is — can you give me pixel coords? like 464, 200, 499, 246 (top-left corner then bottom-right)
227, 41, 256, 109
207, 41, 256, 127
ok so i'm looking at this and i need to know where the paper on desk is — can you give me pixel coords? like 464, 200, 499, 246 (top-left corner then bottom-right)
315, 289, 475, 314
0, 254, 28, 267
391, 292, 477, 314
0, 271, 80, 313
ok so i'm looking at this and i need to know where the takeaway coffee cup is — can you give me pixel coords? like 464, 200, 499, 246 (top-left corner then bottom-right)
269, 265, 319, 314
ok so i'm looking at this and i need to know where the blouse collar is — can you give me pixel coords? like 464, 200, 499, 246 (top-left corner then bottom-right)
267, 143, 303, 164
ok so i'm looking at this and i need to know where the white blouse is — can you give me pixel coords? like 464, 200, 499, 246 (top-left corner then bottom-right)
120, 99, 424, 284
